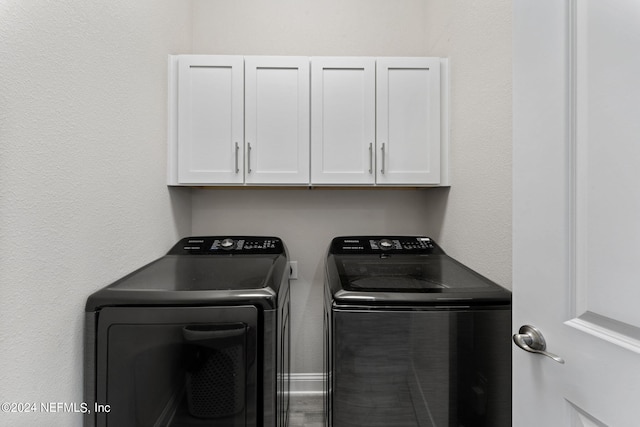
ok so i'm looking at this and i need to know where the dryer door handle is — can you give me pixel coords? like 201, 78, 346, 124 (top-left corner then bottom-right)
183, 323, 246, 343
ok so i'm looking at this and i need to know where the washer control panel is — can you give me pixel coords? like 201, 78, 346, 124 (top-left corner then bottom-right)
330, 236, 444, 255
169, 236, 284, 255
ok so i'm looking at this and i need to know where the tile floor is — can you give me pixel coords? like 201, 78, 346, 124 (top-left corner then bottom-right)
289, 394, 324, 427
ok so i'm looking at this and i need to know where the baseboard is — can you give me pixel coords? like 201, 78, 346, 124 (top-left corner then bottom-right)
289, 373, 324, 396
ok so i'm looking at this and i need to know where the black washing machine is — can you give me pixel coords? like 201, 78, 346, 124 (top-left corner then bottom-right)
84, 236, 291, 427
324, 236, 511, 427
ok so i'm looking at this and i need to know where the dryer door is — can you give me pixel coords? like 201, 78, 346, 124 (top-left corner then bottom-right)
93, 306, 258, 427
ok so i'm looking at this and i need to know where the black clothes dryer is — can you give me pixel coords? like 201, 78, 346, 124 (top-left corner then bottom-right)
84, 236, 291, 427
324, 236, 511, 427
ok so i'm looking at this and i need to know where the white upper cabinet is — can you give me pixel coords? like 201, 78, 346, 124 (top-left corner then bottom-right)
310, 57, 445, 186
311, 57, 376, 184
376, 57, 442, 185
169, 55, 309, 186
168, 55, 447, 187
245, 56, 309, 185
176, 55, 244, 184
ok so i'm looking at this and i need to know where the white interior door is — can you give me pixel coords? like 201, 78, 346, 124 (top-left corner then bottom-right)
513, 1, 640, 425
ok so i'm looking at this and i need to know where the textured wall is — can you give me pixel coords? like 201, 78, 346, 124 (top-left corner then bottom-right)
0, 1, 192, 425
190, 0, 512, 377
192, 0, 429, 56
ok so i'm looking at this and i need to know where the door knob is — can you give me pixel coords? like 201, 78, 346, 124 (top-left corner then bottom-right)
513, 325, 565, 364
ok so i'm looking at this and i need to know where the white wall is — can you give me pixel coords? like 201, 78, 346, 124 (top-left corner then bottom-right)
192, 0, 430, 56
190, 0, 512, 377
0, 1, 192, 425
422, 0, 513, 288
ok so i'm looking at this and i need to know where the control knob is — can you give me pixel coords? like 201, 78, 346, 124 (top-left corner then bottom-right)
220, 238, 235, 250
378, 239, 394, 250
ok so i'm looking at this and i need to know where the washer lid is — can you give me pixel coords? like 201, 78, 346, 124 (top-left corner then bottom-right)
337, 255, 495, 292
328, 254, 511, 306
86, 236, 289, 311
108, 255, 281, 291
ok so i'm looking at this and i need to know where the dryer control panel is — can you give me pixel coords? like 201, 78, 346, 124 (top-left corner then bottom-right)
169, 236, 284, 255
329, 236, 444, 255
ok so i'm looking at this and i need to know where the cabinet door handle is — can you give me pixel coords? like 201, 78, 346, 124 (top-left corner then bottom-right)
380, 142, 386, 174
369, 143, 373, 174
234, 142, 240, 173
247, 142, 252, 174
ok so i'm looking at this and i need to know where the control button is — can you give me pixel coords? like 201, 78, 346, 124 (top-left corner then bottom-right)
220, 238, 235, 250
378, 239, 394, 250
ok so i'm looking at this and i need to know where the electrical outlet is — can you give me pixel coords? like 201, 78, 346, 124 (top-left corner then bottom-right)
289, 261, 298, 280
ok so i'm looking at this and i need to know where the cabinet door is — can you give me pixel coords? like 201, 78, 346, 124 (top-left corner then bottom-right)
177, 56, 244, 184
376, 58, 441, 185
244, 57, 310, 185
311, 57, 376, 184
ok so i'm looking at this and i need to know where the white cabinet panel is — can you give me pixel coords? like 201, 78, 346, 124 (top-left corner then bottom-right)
245, 57, 309, 184
377, 58, 441, 185
177, 55, 244, 184
311, 57, 376, 184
